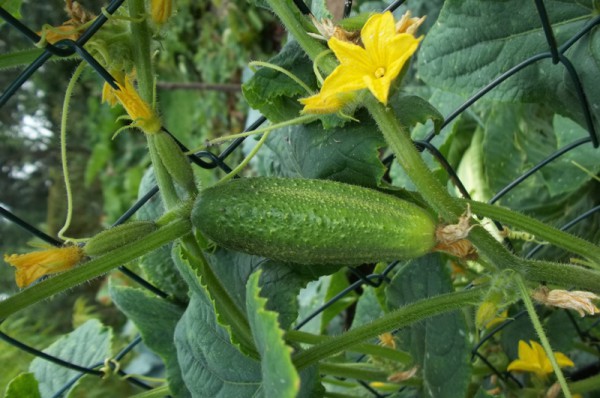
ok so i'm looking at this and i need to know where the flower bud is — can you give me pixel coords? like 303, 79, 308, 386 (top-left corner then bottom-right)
152, 132, 196, 195
151, 0, 173, 25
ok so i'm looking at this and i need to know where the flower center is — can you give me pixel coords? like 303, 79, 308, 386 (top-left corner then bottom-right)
374, 67, 386, 79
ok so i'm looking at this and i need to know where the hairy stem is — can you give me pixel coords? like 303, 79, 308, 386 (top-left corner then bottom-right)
292, 287, 482, 369
0, 219, 191, 320
516, 275, 572, 398
465, 199, 600, 267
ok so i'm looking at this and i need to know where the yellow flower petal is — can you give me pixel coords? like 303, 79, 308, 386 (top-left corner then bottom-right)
4, 246, 84, 288
360, 11, 396, 66
103, 72, 162, 135
554, 352, 575, 369
328, 37, 372, 72
151, 0, 173, 24
507, 358, 542, 375
300, 11, 423, 113
507, 340, 574, 379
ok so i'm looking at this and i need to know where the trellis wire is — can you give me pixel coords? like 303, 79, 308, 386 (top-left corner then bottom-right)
0, 0, 599, 396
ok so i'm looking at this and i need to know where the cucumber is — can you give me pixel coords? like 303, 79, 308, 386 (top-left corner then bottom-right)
192, 177, 437, 265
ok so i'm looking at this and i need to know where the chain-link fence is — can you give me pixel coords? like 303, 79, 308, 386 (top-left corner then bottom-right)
1, 0, 599, 396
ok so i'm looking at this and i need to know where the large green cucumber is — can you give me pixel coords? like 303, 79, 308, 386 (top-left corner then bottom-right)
192, 177, 437, 265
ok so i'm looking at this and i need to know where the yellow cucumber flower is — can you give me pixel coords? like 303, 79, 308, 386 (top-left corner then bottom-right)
37, 1, 94, 45
300, 11, 422, 114
151, 0, 173, 25
507, 340, 574, 379
4, 246, 85, 288
102, 72, 161, 135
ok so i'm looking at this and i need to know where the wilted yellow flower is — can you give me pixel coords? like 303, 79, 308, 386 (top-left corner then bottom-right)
4, 246, 85, 288
395, 11, 426, 35
507, 340, 574, 379
102, 73, 161, 135
151, 0, 173, 25
37, 1, 94, 45
308, 16, 359, 43
387, 366, 418, 382
533, 286, 599, 317
299, 11, 422, 114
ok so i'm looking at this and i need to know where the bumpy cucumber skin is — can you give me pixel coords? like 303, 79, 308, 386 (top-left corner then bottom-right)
192, 177, 437, 265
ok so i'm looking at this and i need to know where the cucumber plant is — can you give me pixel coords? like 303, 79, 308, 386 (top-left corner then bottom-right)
2, 1, 600, 397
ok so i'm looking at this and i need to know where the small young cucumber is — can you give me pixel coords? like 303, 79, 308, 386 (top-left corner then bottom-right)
84, 221, 157, 257
192, 177, 437, 265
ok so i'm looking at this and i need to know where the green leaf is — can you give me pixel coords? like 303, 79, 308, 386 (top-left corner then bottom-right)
173, 272, 321, 397
544, 114, 600, 197
394, 95, 444, 137
110, 285, 190, 398
351, 285, 384, 330
29, 320, 111, 398
418, 0, 597, 124
500, 308, 537, 360
0, 49, 46, 71
261, 109, 386, 187
0, 0, 23, 24
481, 104, 600, 219
321, 269, 357, 332
246, 271, 299, 398
207, 248, 335, 329
174, 291, 263, 397
243, 40, 316, 123
4, 373, 40, 398
386, 254, 471, 398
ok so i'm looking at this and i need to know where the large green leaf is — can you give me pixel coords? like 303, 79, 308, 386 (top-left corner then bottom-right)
243, 41, 317, 123
174, 291, 263, 397
386, 254, 471, 398
350, 285, 384, 330
206, 248, 338, 329
4, 373, 40, 398
29, 320, 111, 398
173, 268, 320, 398
480, 104, 600, 232
261, 108, 386, 188
418, 0, 597, 124
110, 285, 189, 398
544, 114, 600, 197
0, 0, 23, 25
246, 271, 299, 398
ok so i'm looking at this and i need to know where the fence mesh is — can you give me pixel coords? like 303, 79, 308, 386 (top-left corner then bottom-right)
1, 0, 599, 396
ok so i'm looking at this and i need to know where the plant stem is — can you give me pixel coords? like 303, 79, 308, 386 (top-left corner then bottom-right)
319, 362, 388, 382
515, 275, 572, 398
465, 199, 600, 267
127, 0, 154, 102
264, 0, 338, 74
125, 1, 254, 355
178, 234, 258, 357
286, 330, 412, 364
366, 99, 518, 268
521, 259, 600, 293
0, 218, 191, 320
292, 287, 482, 370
